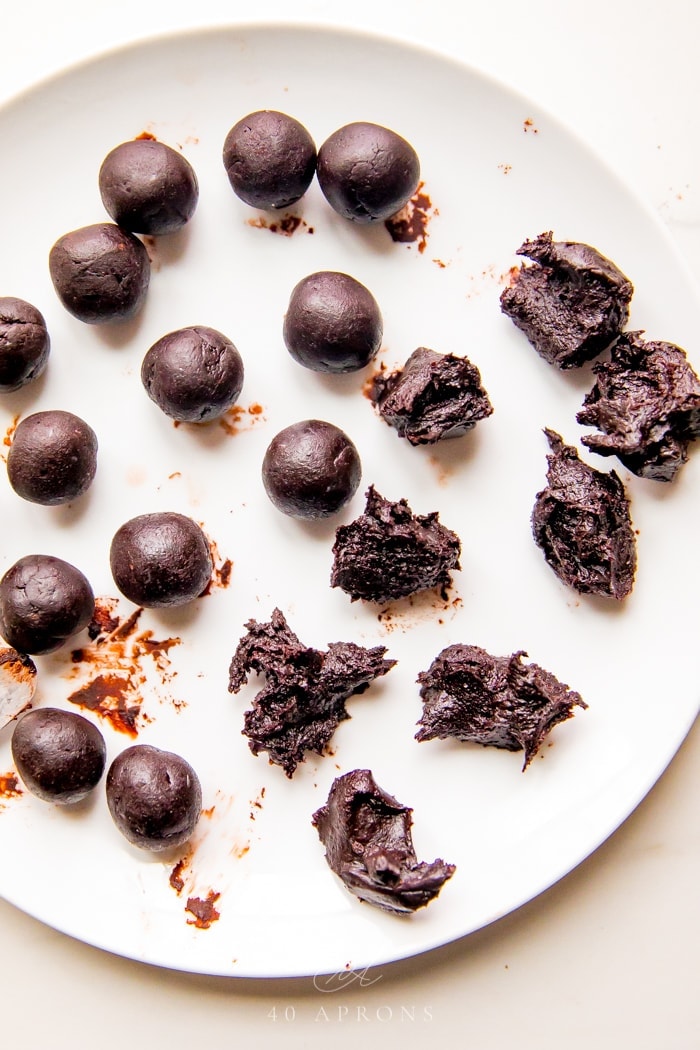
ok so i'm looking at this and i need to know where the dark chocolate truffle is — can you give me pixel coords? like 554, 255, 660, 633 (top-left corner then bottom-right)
0, 554, 95, 655
283, 271, 383, 374
312, 769, 455, 914
106, 744, 202, 851
416, 644, 587, 769
141, 325, 244, 422
228, 608, 395, 777
12, 707, 106, 804
7, 410, 98, 505
317, 122, 420, 224
499, 232, 633, 368
331, 486, 461, 604
109, 511, 213, 608
222, 110, 317, 210
99, 138, 199, 235
369, 346, 494, 445
262, 419, 361, 519
0, 297, 50, 392
531, 429, 636, 599
49, 222, 150, 325
577, 331, 700, 481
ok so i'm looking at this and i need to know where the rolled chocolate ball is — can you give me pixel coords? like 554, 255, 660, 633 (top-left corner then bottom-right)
262, 419, 362, 519
283, 270, 383, 374
317, 121, 420, 224
141, 325, 244, 422
110, 511, 213, 608
0, 297, 50, 392
7, 410, 98, 505
106, 744, 202, 851
49, 222, 150, 324
12, 708, 106, 804
99, 138, 199, 235
0, 554, 95, 655
222, 110, 317, 209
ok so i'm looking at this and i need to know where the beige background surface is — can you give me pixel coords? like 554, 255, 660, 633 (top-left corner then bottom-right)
1, 3, 698, 1047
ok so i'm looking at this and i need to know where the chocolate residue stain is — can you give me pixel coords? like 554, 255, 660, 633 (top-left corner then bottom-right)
231, 842, 250, 860
135, 130, 157, 141
1, 413, 20, 462
523, 118, 539, 134
0, 772, 22, 798
186, 890, 221, 929
376, 589, 462, 634
384, 182, 436, 253
67, 602, 184, 731
168, 471, 182, 480
142, 235, 161, 271
247, 213, 313, 236
433, 258, 448, 269
199, 532, 233, 596
201, 805, 216, 819
248, 786, 266, 821
217, 401, 267, 437
428, 452, 455, 487
169, 847, 194, 895
498, 163, 513, 174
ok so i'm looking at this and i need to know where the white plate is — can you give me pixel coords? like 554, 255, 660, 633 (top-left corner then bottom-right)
0, 23, 698, 979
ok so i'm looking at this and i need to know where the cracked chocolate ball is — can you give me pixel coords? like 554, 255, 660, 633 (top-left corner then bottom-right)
12, 708, 106, 804
0, 554, 95, 655
317, 121, 420, 224
7, 410, 98, 505
99, 138, 199, 235
262, 419, 361, 519
110, 511, 213, 608
283, 271, 383, 373
106, 744, 202, 851
223, 109, 317, 209
141, 325, 244, 422
49, 222, 150, 324
0, 297, 50, 392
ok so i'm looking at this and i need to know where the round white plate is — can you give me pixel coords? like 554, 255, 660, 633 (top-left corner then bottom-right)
0, 24, 697, 979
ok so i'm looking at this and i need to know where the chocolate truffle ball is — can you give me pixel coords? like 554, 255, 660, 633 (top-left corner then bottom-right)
99, 138, 199, 235
110, 512, 213, 608
106, 744, 202, 852
49, 222, 150, 324
0, 297, 50, 392
283, 271, 383, 374
317, 122, 420, 224
223, 110, 317, 210
0, 554, 95, 655
262, 419, 362, 519
12, 708, 106, 804
7, 410, 98, 505
141, 325, 244, 422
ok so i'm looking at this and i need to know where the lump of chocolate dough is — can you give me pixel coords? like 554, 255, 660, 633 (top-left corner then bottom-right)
0, 648, 37, 730
500, 231, 633, 368
369, 346, 493, 445
99, 138, 199, 235
283, 270, 383, 374
331, 486, 461, 604
0, 554, 95, 655
49, 222, 150, 324
228, 608, 395, 777
312, 768, 455, 913
7, 410, 97, 505
142, 325, 244, 423
577, 331, 700, 482
532, 429, 636, 599
110, 511, 213, 608
416, 644, 587, 769
12, 707, 106, 804
0, 297, 50, 392
317, 122, 420, 224
262, 419, 361, 519
223, 109, 317, 210
106, 744, 202, 851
